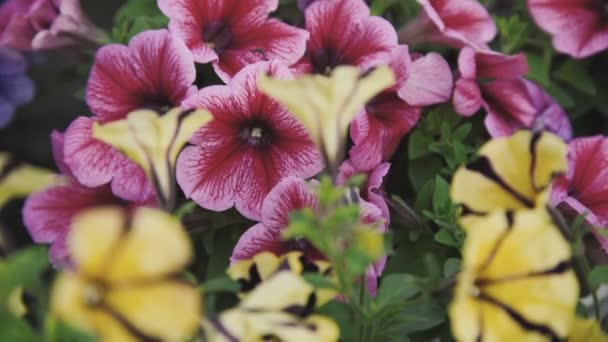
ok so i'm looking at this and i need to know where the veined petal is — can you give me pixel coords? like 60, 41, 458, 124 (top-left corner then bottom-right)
105, 207, 192, 283
93, 108, 212, 207
105, 281, 201, 341
451, 131, 567, 214
259, 65, 395, 168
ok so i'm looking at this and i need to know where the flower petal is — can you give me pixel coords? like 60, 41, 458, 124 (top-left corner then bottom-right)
398, 52, 453, 106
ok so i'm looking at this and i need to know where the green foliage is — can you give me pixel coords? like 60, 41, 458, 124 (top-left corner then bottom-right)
111, 0, 168, 43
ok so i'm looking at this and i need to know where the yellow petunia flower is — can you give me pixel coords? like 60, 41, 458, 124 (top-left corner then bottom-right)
259, 66, 395, 174
204, 271, 339, 342
227, 251, 337, 306
93, 108, 212, 210
0, 153, 60, 209
449, 210, 579, 342
451, 131, 567, 216
51, 206, 202, 342
567, 317, 608, 342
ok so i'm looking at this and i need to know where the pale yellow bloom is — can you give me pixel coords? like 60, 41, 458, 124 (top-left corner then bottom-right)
568, 317, 608, 342
205, 271, 339, 342
0, 153, 60, 208
451, 131, 567, 217
51, 207, 202, 342
449, 210, 579, 342
227, 251, 337, 305
259, 66, 395, 172
93, 108, 212, 209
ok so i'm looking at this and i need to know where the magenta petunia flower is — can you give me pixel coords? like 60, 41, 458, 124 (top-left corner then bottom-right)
63, 29, 196, 202
230, 176, 386, 295
398, 0, 496, 49
294, 0, 397, 75
176, 61, 322, 220
348, 45, 452, 170
452, 47, 572, 140
551, 136, 608, 252
23, 132, 126, 267
157, 0, 308, 82
528, 0, 608, 59
0, 0, 104, 51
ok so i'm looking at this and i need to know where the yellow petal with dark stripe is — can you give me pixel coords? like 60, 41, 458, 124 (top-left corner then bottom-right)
568, 318, 608, 342
451, 131, 567, 215
450, 210, 578, 342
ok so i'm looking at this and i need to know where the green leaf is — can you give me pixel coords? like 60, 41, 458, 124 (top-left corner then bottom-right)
201, 276, 240, 294
434, 228, 460, 247
375, 274, 421, 310
554, 60, 596, 96
408, 130, 433, 160
525, 53, 550, 86
408, 155, 443, 192
393, 299, 445, 334
588, 265, 608, 289
432, 176, 450, 214
45, 317, 96, 342
443, 258, 462, 278
0, 308, 39, 341
302, 274, 338, 290
0, 246, 50, 302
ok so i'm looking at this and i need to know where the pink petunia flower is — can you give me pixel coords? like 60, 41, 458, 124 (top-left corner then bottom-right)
551, 136, 608, 252
528, 0, 608, 59
230, 176, 386, 295
0, 0, 104, 51
23, 132, 129, 267
452, 47, 572, 140
398, 0, 496, 49
294, 0, 397, 75
176, 61, 322, 221
157, 0, 308, 82
348, 45, 452, 170
63, 29, 197, 202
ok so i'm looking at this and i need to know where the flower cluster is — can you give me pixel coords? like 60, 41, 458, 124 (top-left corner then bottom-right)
1, 0, 608, 341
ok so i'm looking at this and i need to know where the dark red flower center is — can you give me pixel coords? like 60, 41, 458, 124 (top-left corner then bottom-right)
202, 21, 232, 53
239, 119, 274, 147
311, 48, 345, 75
140, 95, 172, 113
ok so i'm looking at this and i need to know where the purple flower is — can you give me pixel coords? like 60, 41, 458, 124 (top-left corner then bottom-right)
0, 46, 34, 128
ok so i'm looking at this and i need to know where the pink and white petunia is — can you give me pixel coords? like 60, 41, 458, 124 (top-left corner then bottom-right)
157, 0, 308, 81
452, 47, 571, 140
398, 0, 496, 49
295, 0, 397, 75
23, 132, 127, 267
348, 46, 452, 170
0, 0, 104, 51
177, 61, 323, 221
63, 29, 196, 202
528, 0, 608, 59
551, 136, 608, 252
230, 176, 386, 295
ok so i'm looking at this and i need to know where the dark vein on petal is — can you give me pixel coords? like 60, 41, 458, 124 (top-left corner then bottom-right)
478, 211, 514, 272
475, 260, 571, 287
100, 303, 161, 342
529, 131, 542, 191
466, 157, 534, 208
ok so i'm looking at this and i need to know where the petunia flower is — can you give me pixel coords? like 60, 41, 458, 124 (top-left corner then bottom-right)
231, 176, 385, 296
0, 152, 59, 210
227, 251, 337, 305
451, 130, 568, 215
0, 47, 35, 128
259, 65, 395, 175
449, 210, 578, 341
63, 29, 197, 202
528, 0, 608, 59
551, 135, 608, 252
0, 0, 105, 51
177, 61, 322, 220
295, 0, 397, 75
567, 317, 608, 341
23, 131, 144, 267
348, 45, 452, 170
398, 0, 497, 49
157, 0, 308, 82
51, 206, 202, 341
93, 108, 211, 211
204, 271, 339, 342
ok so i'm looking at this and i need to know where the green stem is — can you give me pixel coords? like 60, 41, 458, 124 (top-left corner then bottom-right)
359, 275, 366, 342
